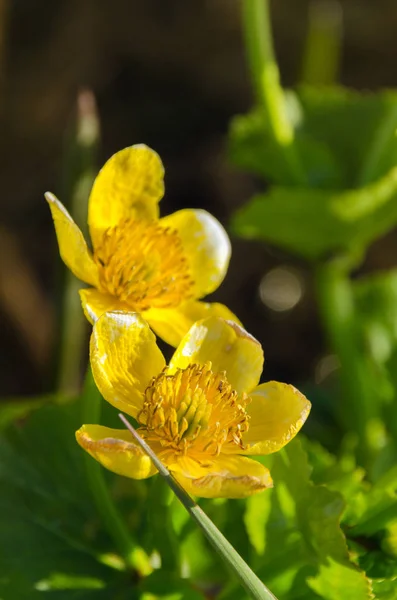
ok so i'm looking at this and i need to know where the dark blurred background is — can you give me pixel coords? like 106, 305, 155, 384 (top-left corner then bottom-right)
2, 0, 397, 398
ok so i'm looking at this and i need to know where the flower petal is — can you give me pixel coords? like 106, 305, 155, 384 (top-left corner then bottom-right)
76, 425, 157, 479
169, 317, 263, 394
88, 145, 164, 247
90, 311, 166, 418
160, 209, 231, 298
144, 301, 241, 348
241, 381, 311, 455
45, 192, 99, 286
80, 288, 130, 324
170, 455, 272, 499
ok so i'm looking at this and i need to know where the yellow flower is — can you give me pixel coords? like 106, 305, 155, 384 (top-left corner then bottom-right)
46, 145, 236, 347
76, 312, 311, 499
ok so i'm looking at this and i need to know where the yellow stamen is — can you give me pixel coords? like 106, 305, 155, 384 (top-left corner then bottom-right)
93, 218, 193, 311
138, 362, 251, 459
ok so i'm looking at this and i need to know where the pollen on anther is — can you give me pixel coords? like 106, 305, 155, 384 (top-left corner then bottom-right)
138, 362, 250, 460
93, 218, 194, 310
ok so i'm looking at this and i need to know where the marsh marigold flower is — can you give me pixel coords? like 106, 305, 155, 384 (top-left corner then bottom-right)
46, 145, 236, 346
76, 312, 311, 498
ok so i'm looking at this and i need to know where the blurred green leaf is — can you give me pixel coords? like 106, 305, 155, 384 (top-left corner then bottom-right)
359, 551, 397, 580
138, 571, 205, 599
371, 578, 397, 600
244, 487, 272, 556
230, 86, 397, 190
231, 165, 397, 260
0, 400, 140, 598
229, 99, 340, 188
354, 270, 397, 367
353, 270, 397, 470
298, 87, 397, 187
0, 394, 74, 430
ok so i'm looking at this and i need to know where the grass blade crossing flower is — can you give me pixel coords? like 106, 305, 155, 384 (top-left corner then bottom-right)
76, 312, 311, 498
46, 145, 237, 347
118, 413, 279, 600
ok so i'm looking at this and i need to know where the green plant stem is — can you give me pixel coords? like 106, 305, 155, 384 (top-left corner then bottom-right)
315, 261, 377, 467
300, 0, 343, 86
149, 476, 180, 573
82, 369, 152, 576
57, 91, 99, 396
242, 0, 307, 185
119, 414, 277, 600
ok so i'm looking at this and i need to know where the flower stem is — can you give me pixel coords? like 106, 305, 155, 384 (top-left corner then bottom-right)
242, 0, 307, 185
58, 91, 99, 396
300, 0, 343, 86
315, 261, 377, 467
82, 368, 152, 576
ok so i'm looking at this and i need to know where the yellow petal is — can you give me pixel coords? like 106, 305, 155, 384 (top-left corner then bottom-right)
88, 145, 164, 246
241, 381, 311, 455
170, 455, 273, 499
144, 301, 242, 348
76, 425, 157, 479
90, 311, 166, 418
160, 209, 231, 298
80, 288, 130, 324
169, 317, 263, 394
45, 192, 99, 286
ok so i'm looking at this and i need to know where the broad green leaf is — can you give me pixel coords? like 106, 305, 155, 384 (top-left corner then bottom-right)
371, 578, 397, 600
0, 400, 143, 598
256, 440, 373, 600
230, 86, 397, 190
297, 87, 397, 187
307, 559, 374, 600
231, 166, 397, 260
229, 101, 340, 188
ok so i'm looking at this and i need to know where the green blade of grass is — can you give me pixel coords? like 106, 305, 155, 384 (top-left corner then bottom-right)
118, 413, 278, 600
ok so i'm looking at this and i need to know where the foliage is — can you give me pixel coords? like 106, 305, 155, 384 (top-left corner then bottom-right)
230, 88, 397, 260
227, 4, 397, 598
1, 395, 396, 598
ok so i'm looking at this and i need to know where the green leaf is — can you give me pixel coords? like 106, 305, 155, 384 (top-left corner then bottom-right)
244, 486, 272, 555
307, 559, 374, 600
230, 86, 397, 190
371, 577, 397, 600
0, 394, 72, 430
353, 269, 397, 465
297, 86, 397, 187
0, 400, 140, 598
231, 166, 397, 260
139, 571, 205, 599
229, 100, 341, 188
354, 270, 397, 365
251, 440, 373, 600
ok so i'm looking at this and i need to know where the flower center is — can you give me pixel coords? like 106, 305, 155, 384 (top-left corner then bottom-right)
93, 218, 194, 311
137, 362, 250, 460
